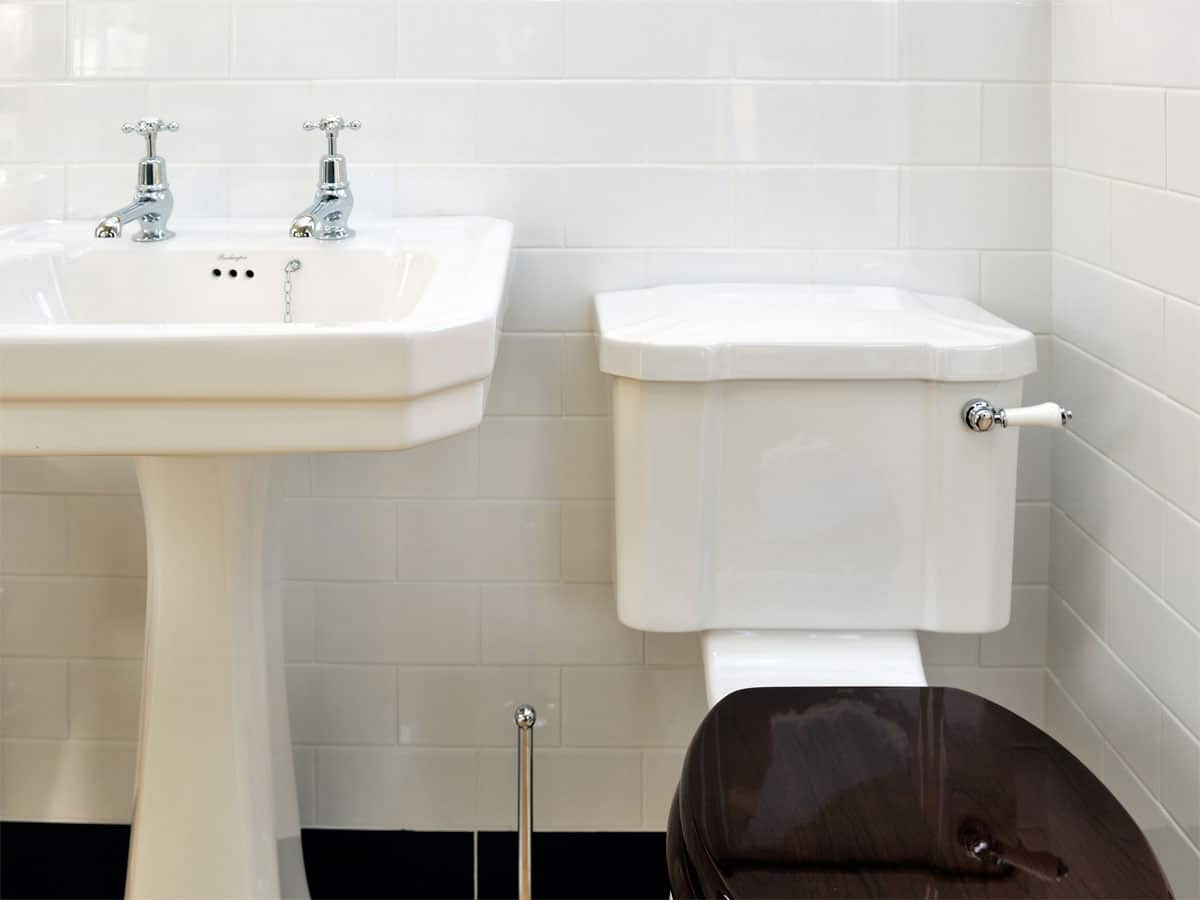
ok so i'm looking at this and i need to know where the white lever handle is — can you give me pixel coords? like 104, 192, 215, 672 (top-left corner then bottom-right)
963, 399, 1072, 432
1001, 402, 1071, 429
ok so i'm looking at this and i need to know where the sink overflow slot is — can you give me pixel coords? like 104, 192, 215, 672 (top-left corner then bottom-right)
283, 259, 302, 323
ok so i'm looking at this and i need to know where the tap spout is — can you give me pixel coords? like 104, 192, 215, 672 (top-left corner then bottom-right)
290, 187, 355, 241
95, 190, 174, 242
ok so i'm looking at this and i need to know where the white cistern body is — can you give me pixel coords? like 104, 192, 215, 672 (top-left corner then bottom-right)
595, 284, 1041, 707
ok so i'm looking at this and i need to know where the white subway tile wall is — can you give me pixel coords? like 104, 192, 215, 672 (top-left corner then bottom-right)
1049, 1, 1200, 892
0, 0, 1058, 838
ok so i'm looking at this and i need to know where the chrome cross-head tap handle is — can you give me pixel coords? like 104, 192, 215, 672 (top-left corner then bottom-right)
291, 115, 361, 241
121, 117, 180, 158
95, 117, 179, 242
302, 115, 361, 156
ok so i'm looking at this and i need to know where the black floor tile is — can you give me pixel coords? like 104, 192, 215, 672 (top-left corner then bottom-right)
302, 830, 474, 900
476, 832, 667, 900
0, 822, 129, 900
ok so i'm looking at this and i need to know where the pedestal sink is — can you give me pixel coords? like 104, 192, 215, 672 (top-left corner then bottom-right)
0, 218, 513, 899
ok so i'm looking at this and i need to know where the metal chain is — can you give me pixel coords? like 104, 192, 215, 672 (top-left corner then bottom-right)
283, 259, 301, 323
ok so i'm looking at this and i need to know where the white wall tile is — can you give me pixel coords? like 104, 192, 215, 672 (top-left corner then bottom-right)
728, 84, 816, 163
1162, 506, 1200, 630
286, 665, 397, 745
562, 667, 706, 748
903, 168, 1050, 250
1110, 0, 1200, 88
1, 740, 135, 822
982, 84, 1050, 165
69, 0, 230, 79
316, 747, 476, 828
0, 166, 65, 224
310, 83, 476, 164
1053, 434, 1164, 591
981, 252, 1052, 333
65, 496, 145, 577
0, 2, 67, 80
642, 750, 685, 830
1052, 169, 1110, 266
0, 495, 66, 574
233, 1, 396, 79
734, 1, 897, 80
68, 659, 141, 740
562, 336, 613, 416
395, 501, 560, 581
1044, 673, 1104, 774
1112, 182, 1200, 304
1, 457, 137, 495
282, 582, 316, 662
561, 500, 612, 583
565, 2, 731, 79
476, 84, 646, 164
1052, 0, 1110, 84
645, 85, 733, 164
644, 633, 701, 666
981, 587, 1049, 666
144, 83, 314, 165
1014, 503, 1051, 585
565, 168, 733, 249
477, 749, 642, 830
900, 0, 1050, 82
814, 250, 979, 300
504, 251, 646, 333
1167, 91, 1200, 198
310, 432, 479, 499
396, 667, 559, 746
1165, 297, 1200, 413
1048, 595, 1162, 788
0, 577, 145, 659
395, 2, 563, 79
1, 659, 68, 739
645, 250, 815, 286
315, 582, 480, 665
481, 584, 642, 665
478, 418, 611, 500
735, 168, 899, 249
395, 167, 566, 248
485, 335, 563, 416
1160, 711, 1200, 846
1053, 257, 1164, 387
283, 500, 397, 581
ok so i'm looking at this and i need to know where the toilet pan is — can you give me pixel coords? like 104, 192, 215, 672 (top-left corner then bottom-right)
667, 687, 1173, 899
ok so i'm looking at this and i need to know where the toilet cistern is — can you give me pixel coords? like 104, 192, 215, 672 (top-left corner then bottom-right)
94, 118, 179, 242
290, 115, 361, 241
595, 283, 1071, 706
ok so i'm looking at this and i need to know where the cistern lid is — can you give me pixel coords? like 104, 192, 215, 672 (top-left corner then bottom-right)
668, 687, 1173, 900
594, 284, 1037, 382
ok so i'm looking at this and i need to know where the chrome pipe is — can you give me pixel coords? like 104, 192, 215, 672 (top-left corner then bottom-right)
515, 704, 536, 900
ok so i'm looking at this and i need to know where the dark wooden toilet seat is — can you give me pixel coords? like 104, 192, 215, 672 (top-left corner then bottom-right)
667, 687, 1173, 899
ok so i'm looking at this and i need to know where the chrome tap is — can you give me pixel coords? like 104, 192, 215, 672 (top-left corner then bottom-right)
290, 115, 361, 241
95, 118, 179, 242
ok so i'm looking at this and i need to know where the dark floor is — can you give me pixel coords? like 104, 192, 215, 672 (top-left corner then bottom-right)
0, 822, 668, 900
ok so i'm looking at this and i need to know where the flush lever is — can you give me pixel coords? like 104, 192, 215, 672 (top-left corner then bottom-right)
963, 399, 1073, 433
959, 819, 1069, 883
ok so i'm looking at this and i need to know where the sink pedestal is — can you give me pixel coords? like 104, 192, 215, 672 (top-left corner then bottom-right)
129, 456, 307, 900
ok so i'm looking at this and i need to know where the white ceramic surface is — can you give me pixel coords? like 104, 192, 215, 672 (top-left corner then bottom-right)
598, 284, 1032, 697
0, 217, 513, 454
0, 217, 512, 899
594, 283, 1037, 382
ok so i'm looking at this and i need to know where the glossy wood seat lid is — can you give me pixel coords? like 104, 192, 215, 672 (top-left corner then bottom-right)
670, 687, 1173, 899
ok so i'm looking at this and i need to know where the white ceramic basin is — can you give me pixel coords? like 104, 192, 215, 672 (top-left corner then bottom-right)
0, 217, 512, 900
0, 217, 512, 454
